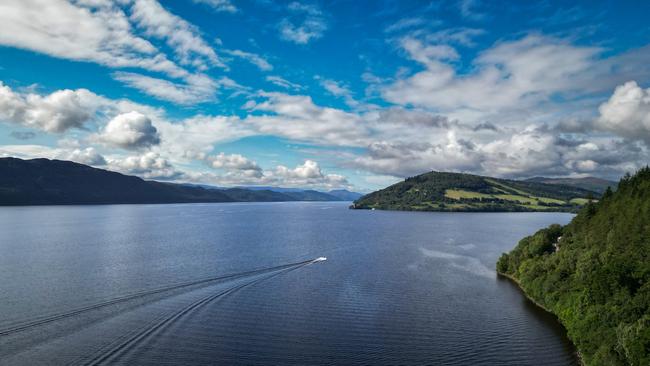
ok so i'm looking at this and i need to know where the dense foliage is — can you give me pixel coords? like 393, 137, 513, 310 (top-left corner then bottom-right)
497, 168, 650, 366
353, 171, 597, 212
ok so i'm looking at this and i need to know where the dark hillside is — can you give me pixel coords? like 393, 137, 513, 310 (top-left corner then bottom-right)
497, 168, 650, 365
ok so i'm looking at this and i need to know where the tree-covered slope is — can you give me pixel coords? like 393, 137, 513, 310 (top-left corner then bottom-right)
497, 168, 650, 366
525, 176, 617, 194
352, 171, 597, 212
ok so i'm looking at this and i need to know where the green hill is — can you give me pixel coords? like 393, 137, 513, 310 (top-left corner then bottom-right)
525, 176, 617, 194
352, 171, 598, 212
497, 168, 650, 365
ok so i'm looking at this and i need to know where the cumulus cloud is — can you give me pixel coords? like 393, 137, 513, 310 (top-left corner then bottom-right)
269, 160, 349, 188
596, 81, 650, 143
205, 152, 263, 177
60, 147, 106, 166
98, 111, 160, 149
0, 81, 102, 132
108, 152, 182, 180
247, 92, 368, 146
353, 131, 481, 177
279, 2, 327, 44
0, 144, 106, 166
183, 159, 351, 189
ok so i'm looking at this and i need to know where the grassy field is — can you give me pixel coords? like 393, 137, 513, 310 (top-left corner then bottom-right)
570, 197, 591, 205
444, 189, 570, 208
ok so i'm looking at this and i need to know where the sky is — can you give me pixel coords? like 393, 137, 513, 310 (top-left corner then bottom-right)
0, 0, 649, 192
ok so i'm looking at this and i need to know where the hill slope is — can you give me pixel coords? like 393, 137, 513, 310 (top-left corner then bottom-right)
0, 158, 350, 205
352, 171, 597, 212
525, 176, 617, 194
326, 189, 363, 201
497, 169, 650, 365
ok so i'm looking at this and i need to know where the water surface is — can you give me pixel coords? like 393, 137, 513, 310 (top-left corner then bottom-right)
0, 202, 579, 365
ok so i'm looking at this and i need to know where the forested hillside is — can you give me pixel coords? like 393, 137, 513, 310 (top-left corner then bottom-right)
525, 176, 617, 194
352, 171, 597, 212
497, 168, 650, 365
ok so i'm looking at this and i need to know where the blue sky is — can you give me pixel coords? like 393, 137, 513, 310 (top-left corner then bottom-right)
1, 0, 650, 191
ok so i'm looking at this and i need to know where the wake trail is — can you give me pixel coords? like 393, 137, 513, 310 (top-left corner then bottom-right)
0, 258, 321, 338
74, 260, 321, 366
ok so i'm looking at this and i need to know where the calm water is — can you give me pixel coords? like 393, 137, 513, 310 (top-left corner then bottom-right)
0, 202, 579, 365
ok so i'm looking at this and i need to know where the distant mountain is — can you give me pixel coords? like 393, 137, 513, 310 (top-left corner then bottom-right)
0, 158, 353, 205
282, 190, 341, 201
524, 176, 617, 194
235, 186, 306, 193
237, 186, 363, 201
352, 171, 599, 212
327, 189, 363, 201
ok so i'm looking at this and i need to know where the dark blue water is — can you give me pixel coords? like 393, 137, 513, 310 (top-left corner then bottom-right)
0, 202, 579, 365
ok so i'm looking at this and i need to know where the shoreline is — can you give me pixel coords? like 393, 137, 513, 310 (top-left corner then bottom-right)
497, 271, 585, 366
350, 203, 579, 213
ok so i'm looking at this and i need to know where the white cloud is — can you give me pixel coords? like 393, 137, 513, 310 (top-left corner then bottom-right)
353, 131, 481, 177
266, 75, 302, 90
458, 0, 488, 21
130, 0, 224, 70
421, 27, 485, 47
400, 37, 460, 64
0, 0, 231, 105
383, 34, 600, 118
226, 49, 273, 71
206, 152, 263, 177
98, 111, 160, 149
269, 160, 349, 188
0, 81, 103, 132
247, 92, 368, 146
385, 17, 426, 33
320, 79, 349, 97
596, 81, 650, 143
154, 115, 252, 162
0, 144, 106, 167
319, 79, 359, 107
192, 0, 236, 13
60, 147, 107, 165
113, 71, 217, 104
279, 2, 327, 44
0, 0, 188, 78
107, 152, 182, 180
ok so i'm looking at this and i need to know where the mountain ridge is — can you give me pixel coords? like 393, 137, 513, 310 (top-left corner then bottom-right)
0, 157, 358, 205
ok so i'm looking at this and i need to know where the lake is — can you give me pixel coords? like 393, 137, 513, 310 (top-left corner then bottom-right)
0, 202, 579, 365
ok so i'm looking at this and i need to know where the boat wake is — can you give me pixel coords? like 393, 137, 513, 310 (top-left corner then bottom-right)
0, 257, 326, 365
